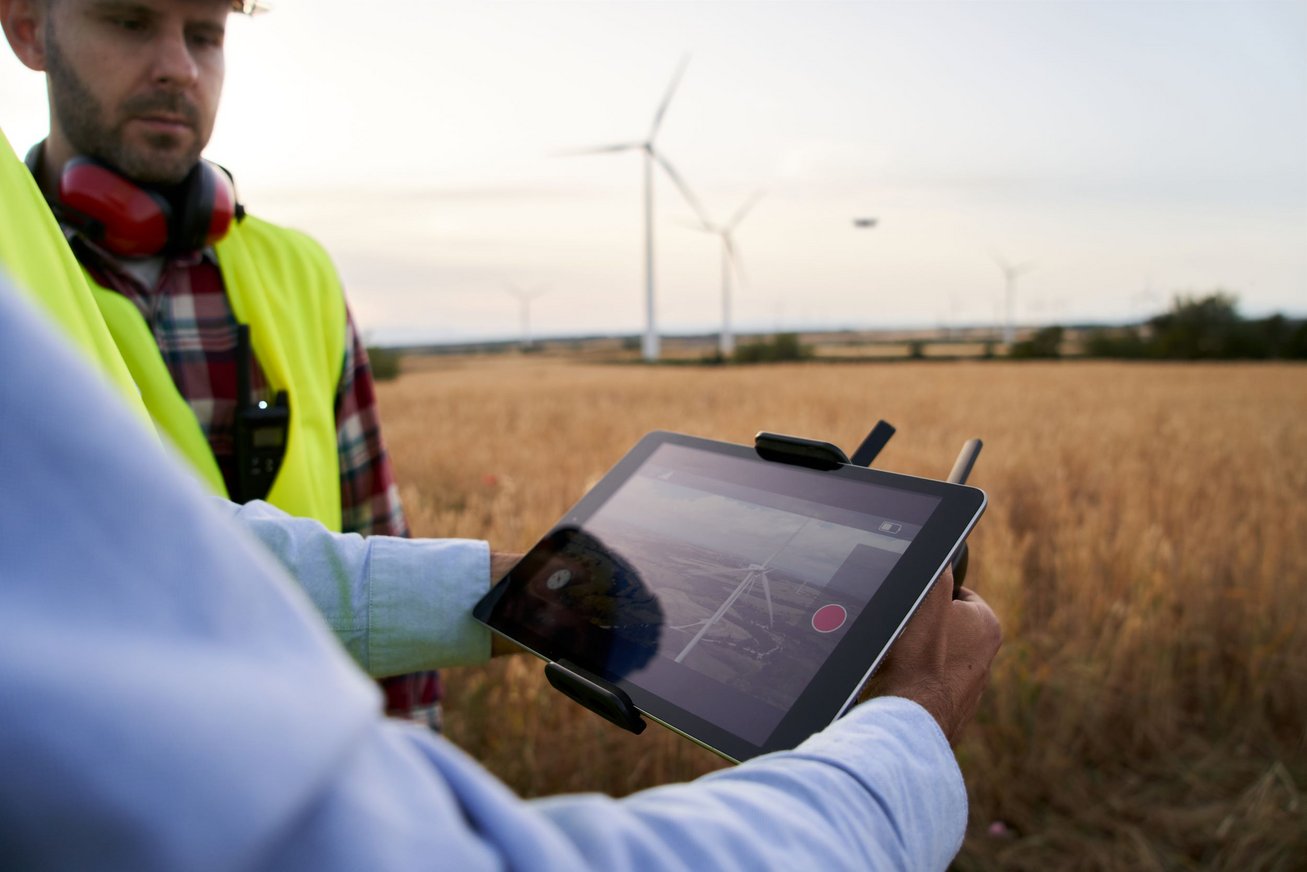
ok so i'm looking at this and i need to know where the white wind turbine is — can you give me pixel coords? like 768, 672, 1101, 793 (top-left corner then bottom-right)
504, 282, 547, 351
684, 191, 765, 359
993, 253, 1035, 346
564, 57, 710, 362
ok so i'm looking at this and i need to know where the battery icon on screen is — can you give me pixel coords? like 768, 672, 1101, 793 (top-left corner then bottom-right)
879, 521, 902, 534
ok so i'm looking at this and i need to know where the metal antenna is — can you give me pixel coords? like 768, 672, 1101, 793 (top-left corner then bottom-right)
850, 419, 896, 467
947, 439, 983, 486
946, 439, 983, 595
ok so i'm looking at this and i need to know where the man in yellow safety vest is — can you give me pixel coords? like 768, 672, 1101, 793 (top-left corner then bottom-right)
1, 0, 442, 726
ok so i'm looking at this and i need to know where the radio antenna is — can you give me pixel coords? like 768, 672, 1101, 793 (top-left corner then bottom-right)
947, 438, 983, 485
851, 420, 896, 467
946, 438, 983, 595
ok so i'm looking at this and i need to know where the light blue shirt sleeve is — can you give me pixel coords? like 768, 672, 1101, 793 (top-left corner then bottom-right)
0, 277, 967, 872
212, 498, 492, 676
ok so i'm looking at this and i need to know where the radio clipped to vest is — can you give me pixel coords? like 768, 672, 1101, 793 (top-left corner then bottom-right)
233, 324, 290, 504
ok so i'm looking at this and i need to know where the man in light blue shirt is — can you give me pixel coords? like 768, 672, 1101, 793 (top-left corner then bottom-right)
0, 270, 1003, 871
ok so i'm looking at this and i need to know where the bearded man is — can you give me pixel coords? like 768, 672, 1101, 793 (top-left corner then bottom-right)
1, 0, 444, 727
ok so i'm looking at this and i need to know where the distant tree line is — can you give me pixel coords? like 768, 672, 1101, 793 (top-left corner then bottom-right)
731, 332, 811, 363
1082, 292, 1307, 360
1009, 293, 1307, 361
366, 345, 403, 381
1009, 325, 1066, 360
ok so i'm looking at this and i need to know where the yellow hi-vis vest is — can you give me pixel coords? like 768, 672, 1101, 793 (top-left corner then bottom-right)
86, 216, 347, 531
0, 126, 149, 422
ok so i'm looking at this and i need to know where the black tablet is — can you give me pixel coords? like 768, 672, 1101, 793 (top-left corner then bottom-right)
473, 430, 986, 762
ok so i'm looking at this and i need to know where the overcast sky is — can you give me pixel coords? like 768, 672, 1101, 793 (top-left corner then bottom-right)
2, 0, 1304, 344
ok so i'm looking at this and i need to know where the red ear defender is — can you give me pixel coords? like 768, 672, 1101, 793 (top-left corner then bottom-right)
59, 157, 172, 257
174, 161, 237, 253
205, 165, 237, 247
57, 157, 237, 257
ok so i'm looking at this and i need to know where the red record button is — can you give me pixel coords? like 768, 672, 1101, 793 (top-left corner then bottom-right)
811, 603, 848, 633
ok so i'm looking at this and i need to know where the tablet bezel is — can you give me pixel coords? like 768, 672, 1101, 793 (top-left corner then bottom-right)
473, 430, 986, 762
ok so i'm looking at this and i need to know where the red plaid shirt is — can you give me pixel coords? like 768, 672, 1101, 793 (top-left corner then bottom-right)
70, 235, 441, 717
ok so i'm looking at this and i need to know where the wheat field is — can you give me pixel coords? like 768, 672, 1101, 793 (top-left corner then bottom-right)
377, 357, 1307, 871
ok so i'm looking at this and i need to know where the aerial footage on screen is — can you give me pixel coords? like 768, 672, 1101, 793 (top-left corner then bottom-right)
572, 443, 940, 742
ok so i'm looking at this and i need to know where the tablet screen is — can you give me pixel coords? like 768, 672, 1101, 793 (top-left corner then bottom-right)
596, 442, 940, 741
476, 432, 983, 760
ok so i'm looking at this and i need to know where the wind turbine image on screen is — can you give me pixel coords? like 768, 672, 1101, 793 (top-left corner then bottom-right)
673, 514, 812, 664
563, 56, 709, 362
682, 190, 765, 358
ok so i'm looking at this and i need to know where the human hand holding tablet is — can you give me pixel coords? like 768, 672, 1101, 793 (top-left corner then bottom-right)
871, 573, 1003, 744
473, 428, 987, 762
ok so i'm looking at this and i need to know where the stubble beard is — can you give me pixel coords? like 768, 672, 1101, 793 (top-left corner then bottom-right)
44, 23, 206, 186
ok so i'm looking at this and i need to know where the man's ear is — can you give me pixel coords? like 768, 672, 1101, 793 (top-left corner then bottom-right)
0, 0, 49, 72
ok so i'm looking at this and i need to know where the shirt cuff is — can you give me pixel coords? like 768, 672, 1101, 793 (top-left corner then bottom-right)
364, 536, 493, 676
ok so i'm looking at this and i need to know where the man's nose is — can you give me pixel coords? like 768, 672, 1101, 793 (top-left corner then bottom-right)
148, 29, 200, 89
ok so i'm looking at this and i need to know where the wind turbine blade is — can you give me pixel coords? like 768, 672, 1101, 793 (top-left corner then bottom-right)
653, 152, 711, 227
991, 251, 1035, 276
649, 55, 691, 142
505, 281, 549, 300
553, 142, 643, 157
727, 189, 766, 231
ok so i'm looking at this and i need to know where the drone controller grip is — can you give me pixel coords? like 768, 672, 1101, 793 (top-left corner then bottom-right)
951, 543, 970, 597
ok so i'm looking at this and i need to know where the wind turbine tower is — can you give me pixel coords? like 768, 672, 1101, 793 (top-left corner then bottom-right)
566, 57, 709, 362
504, 283, 547, 351
994, 255, 1034, 346
686, 191, 764, 358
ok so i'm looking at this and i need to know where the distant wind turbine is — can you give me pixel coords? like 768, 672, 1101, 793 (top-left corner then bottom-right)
683, 190, 765, 358
562, 56, 709, 362
1131, 275, 1161, 324
504, 282, 547, 351
993, 254, 1034, 346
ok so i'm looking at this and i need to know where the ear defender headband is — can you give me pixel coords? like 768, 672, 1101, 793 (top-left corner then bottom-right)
56, 157, 240, 257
